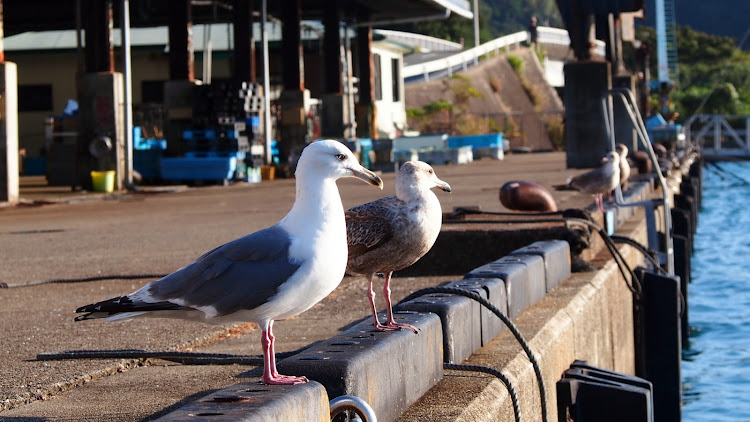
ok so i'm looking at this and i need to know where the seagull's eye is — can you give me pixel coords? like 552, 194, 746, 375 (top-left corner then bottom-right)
335, 153, 347, 161
428, 169, 434, 174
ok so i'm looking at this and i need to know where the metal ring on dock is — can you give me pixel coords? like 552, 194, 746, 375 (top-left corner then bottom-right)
329, 395, 378, 422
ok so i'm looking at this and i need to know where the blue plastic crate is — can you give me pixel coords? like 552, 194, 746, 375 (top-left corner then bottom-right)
182, 129, 216, 140
448, 133, 504, 149
134, 150, 163, 179
185, 151, 246, 160
160, 156, 237, 181
23, 157, 47, 175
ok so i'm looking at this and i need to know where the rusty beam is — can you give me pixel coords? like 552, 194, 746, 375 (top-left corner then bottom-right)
281, 0, 303, 91
232, 0, 255, 84
323, 0, 341, 94
167, 0, 193, 81
83, 0, 114, 73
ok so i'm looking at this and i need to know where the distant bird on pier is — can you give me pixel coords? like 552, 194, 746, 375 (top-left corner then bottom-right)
554, 151, 620, 213
616, 143, 631, 190
346, 161, 451, 333
75, 140, 384, 385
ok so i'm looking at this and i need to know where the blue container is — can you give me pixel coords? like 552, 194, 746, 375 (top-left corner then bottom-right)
359, 138, 373, 169
182, 129, 216, 140
185, 151, 246, 160
448, 133, 504, 149
134, 150, 163, 179
161, 156, 237, 181
23, 157, 47, 175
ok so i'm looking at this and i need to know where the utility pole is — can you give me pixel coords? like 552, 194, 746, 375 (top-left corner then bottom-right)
472, 0, 479, 64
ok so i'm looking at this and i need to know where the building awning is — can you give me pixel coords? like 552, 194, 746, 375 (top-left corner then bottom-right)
4, 0, 472, 36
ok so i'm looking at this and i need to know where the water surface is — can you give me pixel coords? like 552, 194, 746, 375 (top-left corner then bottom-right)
682, 161, 750, 421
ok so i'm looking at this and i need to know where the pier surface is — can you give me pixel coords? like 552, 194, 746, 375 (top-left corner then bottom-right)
1, 152, 649, 421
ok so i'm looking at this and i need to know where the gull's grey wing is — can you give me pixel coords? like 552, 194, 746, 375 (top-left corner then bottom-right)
568, 163, 616, 194
147, 224, 302, 316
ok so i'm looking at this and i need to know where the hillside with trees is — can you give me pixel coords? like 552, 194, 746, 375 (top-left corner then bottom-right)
633, 25, 750, 119
389, 1, 750, 121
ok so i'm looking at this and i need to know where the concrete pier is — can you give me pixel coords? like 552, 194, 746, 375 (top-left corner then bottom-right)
0, 151, 691, 421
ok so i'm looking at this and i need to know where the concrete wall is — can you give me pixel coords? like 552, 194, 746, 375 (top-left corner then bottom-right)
398, 212, 647, 421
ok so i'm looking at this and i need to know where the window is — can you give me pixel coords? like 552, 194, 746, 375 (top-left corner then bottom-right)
391, 58, 400, 102
18, 84, 53, 112
373, 53, 382, 101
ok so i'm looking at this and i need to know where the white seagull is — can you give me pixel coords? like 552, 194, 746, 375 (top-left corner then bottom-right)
75, 140, 383, 385
554, 151, 620, 213
615, 143, 631, 190
345, 161, 451, 332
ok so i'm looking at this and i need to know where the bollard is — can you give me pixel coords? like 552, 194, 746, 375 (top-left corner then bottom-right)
396, 287, 483, 364
465, 256, 544, 319
509, 240, 571, 292
278, 312, 442, 422
450, 278, 508, 345
153, 381, 330, 422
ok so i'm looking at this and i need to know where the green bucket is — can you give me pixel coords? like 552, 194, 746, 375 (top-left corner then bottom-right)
91, 170, 116, 193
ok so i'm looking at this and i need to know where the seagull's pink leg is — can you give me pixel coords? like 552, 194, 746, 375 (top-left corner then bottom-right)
366, 274, 387, 329
596, 195, 606, 213
381, 272, 419, 333
261, 320, 307, 385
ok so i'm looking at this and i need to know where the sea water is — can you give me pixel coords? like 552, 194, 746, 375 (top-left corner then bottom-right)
682, 161, 750, 421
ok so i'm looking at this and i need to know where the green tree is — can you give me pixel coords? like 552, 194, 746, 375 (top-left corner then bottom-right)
634, 25, 750, 118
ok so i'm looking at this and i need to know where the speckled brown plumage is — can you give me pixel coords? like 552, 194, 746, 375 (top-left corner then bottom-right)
345, 161, 451, 332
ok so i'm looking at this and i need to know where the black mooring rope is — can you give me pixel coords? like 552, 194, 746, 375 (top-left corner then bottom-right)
445, 363, 522, 422
398, 286, 548, 422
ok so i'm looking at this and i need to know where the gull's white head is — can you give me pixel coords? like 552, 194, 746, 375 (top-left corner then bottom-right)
396, 161, 452, 200
615, 143, 628, 160
296, 140, 383, 188
602, 151, 620, 167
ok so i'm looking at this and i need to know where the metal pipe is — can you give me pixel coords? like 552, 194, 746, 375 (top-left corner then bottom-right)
329, 395, 377, 422
472, 0, 479, 64
261, 0, 272, 165
344, 25, 356, 137
601, 88, 674, 274
121, 0, 133, 187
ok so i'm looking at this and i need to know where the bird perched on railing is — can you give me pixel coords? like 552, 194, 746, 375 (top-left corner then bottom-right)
554, 151, 620, 213
346, 161, 451, 333
616, 143, 631, 190
74, 140, 384, 385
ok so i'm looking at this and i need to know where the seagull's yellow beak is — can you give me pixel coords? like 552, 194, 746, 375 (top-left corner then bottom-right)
435, 179, 452, 193
350, 166, 384, 189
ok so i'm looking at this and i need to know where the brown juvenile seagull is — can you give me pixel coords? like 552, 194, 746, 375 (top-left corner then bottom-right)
346, 161, 451, 333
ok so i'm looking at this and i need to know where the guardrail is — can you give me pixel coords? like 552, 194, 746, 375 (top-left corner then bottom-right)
685, 114, 750, 157
403, 26, 605, 83
374, 29, 463, 52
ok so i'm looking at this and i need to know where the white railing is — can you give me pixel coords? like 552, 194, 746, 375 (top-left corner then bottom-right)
374, 29, 463, 52
403, 31, 527, 80
402, 26, 605, 82
685, 114, 750, 156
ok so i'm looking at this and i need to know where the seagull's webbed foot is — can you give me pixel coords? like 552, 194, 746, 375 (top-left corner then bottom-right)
261, 373, 309, 385
373, 320, 420, 334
